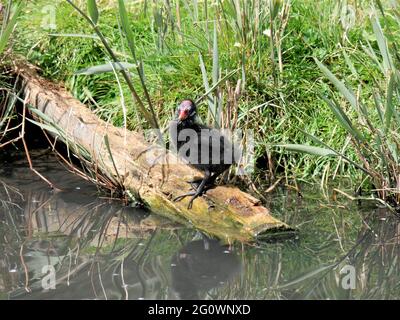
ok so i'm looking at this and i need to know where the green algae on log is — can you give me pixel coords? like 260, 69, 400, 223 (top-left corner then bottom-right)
12, 60, 293, 243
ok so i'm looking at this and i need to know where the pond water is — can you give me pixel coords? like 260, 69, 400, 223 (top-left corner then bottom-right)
0, 150, 399, 300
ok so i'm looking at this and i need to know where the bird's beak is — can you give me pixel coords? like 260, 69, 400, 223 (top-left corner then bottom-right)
178, 110, 188, 121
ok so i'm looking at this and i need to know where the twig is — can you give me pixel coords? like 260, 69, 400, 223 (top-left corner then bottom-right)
333, 188, 398, 216
19, 242, 31, 293
265, 177, 283, 193
20, 97, 58, 190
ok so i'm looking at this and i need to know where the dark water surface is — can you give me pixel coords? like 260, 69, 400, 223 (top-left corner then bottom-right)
0, 150, 399, 299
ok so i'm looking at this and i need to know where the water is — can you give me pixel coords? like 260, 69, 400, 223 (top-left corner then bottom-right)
0, 150, 399, 300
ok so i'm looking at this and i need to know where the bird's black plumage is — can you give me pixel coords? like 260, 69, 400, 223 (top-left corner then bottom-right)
169, 99, 240, 208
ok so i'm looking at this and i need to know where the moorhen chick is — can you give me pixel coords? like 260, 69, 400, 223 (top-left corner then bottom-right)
169, 99, 239, 209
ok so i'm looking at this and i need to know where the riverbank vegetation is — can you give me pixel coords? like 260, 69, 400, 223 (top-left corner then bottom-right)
1, 0, 400, 211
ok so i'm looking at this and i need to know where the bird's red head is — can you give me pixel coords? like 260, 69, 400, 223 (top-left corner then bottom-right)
177, 99, 196, 122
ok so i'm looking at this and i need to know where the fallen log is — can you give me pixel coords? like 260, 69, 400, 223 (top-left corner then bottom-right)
11, 60, 293, 243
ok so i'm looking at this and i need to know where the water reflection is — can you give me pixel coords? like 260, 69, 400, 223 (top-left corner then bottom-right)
0, 151, 400, 299
0, 152, 241, 299
171, 238, 241, 299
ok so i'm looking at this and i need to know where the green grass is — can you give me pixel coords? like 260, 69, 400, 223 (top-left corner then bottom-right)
11, 0, 394, 188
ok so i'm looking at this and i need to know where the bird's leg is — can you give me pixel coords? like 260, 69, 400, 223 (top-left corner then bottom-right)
208, 171, 222, 185
186, 177, 204, 190
186, 171, 222, 190
174, 170, 211, 209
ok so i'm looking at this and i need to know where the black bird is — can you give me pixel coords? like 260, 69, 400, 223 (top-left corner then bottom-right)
169, 99, 240, 209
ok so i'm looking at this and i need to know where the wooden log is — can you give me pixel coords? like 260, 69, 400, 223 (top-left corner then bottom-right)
11, 60, 293, 243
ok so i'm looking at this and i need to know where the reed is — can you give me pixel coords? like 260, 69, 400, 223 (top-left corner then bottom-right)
280, 8, 400, 210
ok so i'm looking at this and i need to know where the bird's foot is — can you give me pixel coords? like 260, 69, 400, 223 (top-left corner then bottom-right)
174, 183, 212, 208
173, 191, 199, 209
186, 178, 203, 190
176, 172, 216, 209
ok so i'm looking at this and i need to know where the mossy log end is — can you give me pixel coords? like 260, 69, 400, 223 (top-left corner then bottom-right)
12, 61, 293, 243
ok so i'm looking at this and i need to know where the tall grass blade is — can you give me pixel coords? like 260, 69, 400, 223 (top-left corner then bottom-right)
299, 129, 371, 176
87, 0, 99, 25
104, 134, 122, 185
362, 39, 384, 74
276, 144, 337, 157
342, 49, 358, 78
195, 69, 238, 104
212, 21, 219, 85
192, 0, 198, 22
74, 62, 136, 75
270, 0, 281, 20
48, 33, 100, 39
199, 53, 214, 119
372, 90, 384, 125
0, 3, 22, 54
276, 263, 336, 289
371, 14, 392, 72
118, 0, 154, 124
212, 21, 219, 125
27, 105, 63, 127
385, 73, 395, 133
118, 0, 137, 60
25, 118, 62, 136
314, 58, 358, 111
321, 95, 365, 142
0, 91, 17, 129
233, 0, 242, 39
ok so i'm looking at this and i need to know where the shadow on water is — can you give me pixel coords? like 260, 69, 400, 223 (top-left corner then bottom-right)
0, 150, 400, 299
